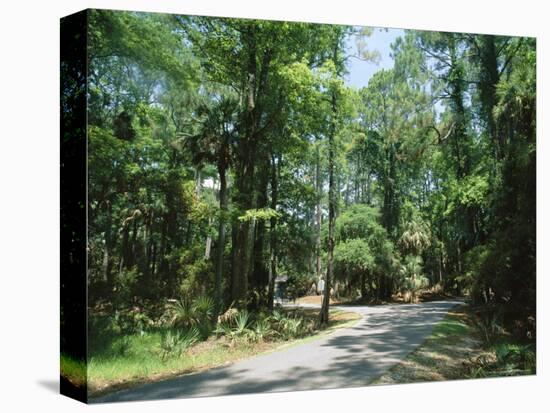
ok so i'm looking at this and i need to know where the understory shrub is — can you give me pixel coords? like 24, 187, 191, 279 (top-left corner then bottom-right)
469, 343, 536, 378
165, 294, 216, 339
214, 309, 314, 343
158, 328, 199, 360
471, 305, 505, 345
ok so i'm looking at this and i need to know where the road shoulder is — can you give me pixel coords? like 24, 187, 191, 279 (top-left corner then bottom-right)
371, 304, 487, 384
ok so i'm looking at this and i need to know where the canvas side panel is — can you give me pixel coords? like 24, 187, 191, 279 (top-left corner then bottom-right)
60, 9, 88, 404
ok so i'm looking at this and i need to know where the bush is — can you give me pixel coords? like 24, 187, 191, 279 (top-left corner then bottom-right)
279, 318, 303, 340
214, 309, 253, 342
469, 343, 536, 378
268, 310, 311, 340
166, 294, 216, 339
214, 309, 312, 343
176, 247, 214, 297
286, 272, 316, 302
158, 328, 199, 360
458, 244, 491, 301
397, 255, 429, 303
251, 318, 272, 342
113, 307, 153, 335
112, 336, 132, 357
334, 238, 374, 294
472, 306, 504, 345
495, 343, 536, 374
114, 267, 139, 304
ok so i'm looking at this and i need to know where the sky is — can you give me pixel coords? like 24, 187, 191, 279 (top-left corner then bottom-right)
345, 26, 446, 117
344, 27, 405, 89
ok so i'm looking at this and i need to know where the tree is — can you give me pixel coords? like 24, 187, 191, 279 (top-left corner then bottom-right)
398, 255, 429, 303
318, 27, 353, 324
187, 92, 238, 311
334, 239, 374, 298
333, 205, 393, 299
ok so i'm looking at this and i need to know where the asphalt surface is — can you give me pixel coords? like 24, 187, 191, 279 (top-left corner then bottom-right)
93, 299, 463, 403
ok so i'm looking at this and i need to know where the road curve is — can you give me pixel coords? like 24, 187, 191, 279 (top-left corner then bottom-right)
93, 300, 463, 403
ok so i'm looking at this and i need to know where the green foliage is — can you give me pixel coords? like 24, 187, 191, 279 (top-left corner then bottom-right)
495, 343, 536, 373
399, 216, 431, 256
286, 273, 316, 302
269, 310, 286, 326
334, 205, 383, 242
112, 336, 132, 357
234, 310, 252, 335
238, 208, 281, 223
278, 317, 304, 340
397, 255, 429, 302
458, 244, 491, 300
334, 239, 374, 272
193, 295, 216, 320
214, 309, 253, 341
168, 294, 216, 339
333, 239, 375, 294
250, 317, 273, 342
269, 310, 315, 340
213, 309, 315, 343
113, 267, 139, 304
469, 342, 536, 378
60, 354, 87, 387
176, 247, 215, 298
111, 307, 154, 336
169, 299, 195, 329
332, 205, 394, 297
159, 328, 199, 360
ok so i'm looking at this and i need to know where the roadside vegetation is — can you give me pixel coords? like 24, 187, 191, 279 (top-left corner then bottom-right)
373, 304, 535, 385
62, 297, 360, 397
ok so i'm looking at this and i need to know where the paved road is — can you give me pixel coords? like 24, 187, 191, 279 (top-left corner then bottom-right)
93, 300, 463, 403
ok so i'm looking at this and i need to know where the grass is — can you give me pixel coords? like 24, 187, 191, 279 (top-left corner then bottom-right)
372, 305, 488, 384
86, 307, 361, 398
87, 334, 272, 396
60, 354, 87, 388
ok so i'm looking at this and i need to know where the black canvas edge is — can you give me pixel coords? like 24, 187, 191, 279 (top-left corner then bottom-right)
60, 8, 88, 404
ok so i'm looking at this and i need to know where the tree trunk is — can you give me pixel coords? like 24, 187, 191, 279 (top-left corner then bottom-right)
102, 201, 113, 288
268, 154, 279, 311
251, 155, 270, 300
382, 144, 398, 238
361, 271, 367, 299
320, 40, 339, 325
366, 172, 372, 205
214, 164, 228, 312
129, 218, 138, 268
478, 35, 501, 161
205, 217, 212, 259
230, 24, 261, 307
315, 144, 323, 279
320, 134, 335, 323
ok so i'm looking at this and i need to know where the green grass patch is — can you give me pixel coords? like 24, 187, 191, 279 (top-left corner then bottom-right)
89, 335, 262, 392
60, 353, 87, 387
431, 318, 471, 339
